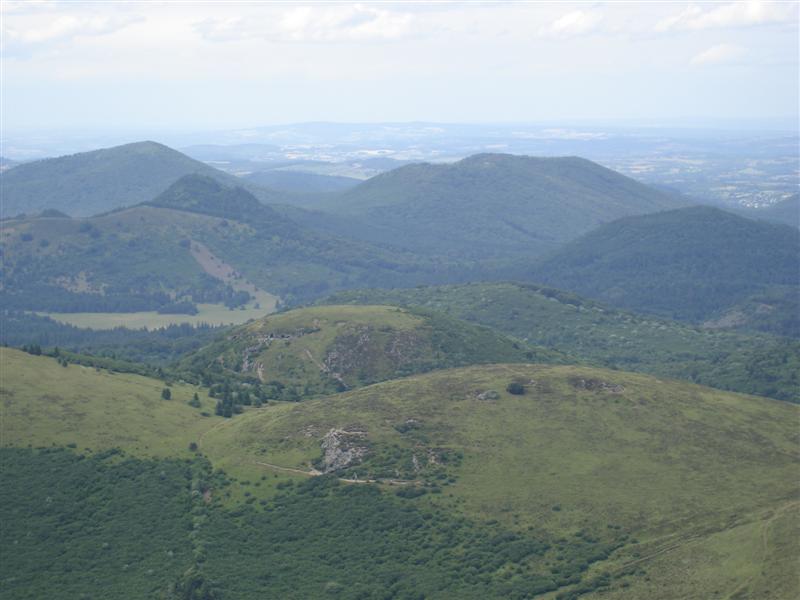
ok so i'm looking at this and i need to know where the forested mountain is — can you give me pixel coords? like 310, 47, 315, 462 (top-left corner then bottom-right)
2, 346, 797, 599
0, 175, 475, 313
0, 141, 279, 218
325, 282, 800, 402
285, 154, 686, 259
531, 206, 800, 332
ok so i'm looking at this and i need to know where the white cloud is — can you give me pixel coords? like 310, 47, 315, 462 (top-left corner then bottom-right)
690, 43, 746, 66
195, 4, 417, 43
656, 1, 796, 32
2, 13, 142, 57
539, 9, 601, 38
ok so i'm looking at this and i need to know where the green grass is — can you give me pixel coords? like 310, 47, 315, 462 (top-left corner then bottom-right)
198, 363, 799, 598
39, 292, 277, 330
1, 347, 797, 598
0, 347, 221, 457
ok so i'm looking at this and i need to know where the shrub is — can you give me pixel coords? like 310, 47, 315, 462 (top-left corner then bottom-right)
506, 382, 525, 395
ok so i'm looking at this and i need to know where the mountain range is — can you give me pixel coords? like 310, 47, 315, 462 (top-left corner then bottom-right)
2, 136, 799, 600
2, 143, 797, 340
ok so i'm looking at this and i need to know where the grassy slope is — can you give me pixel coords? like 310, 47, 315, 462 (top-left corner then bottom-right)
180, 304, 558, 397
531, 206, 800, 330
1, 347, 797, 598
40, 297, 276, 330
200, 363, 799, 599
324, 283, 800, 403
0, 348, 220, 456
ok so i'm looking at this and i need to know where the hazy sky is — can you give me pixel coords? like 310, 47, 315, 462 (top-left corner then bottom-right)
2, 1, 798, 132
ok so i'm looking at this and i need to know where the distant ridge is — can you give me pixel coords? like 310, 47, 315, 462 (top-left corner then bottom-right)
0, 141, 277, 218
286, 153, 687, 259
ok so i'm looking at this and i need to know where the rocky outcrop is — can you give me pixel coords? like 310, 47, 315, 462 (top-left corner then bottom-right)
569, 377, 624, 394
319, 428, 368, 473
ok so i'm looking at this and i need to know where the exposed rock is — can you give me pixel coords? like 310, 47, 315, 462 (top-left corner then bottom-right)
702, 310, 747, 329
477, 390, 500, 401
411, 454, 421, 472
319, 428, 368, 473
569, 377, 624, 394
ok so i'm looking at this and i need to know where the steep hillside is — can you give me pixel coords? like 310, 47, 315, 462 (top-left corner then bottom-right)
179, 304, 559, 399
0, 175, 463, 312
0, 141, 277, 217
532, 206, 800, 331
3, 347, 797, 599
325, 282, 800, 403
289, 154, 685, 259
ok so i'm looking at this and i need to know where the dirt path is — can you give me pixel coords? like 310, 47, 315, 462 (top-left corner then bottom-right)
253, 460, 321, 477
725, 500, 800, 600
303, 349, 347, 389
252, 460, 420, 486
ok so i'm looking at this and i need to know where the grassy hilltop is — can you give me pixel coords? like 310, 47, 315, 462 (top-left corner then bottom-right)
179, 304, 560, 399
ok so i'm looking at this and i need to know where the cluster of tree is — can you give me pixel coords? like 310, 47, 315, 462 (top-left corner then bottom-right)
209, 380, 268, 418
157, 300, 199, 315
199, 475, 627, 599
0, 312, 226, 366
0, 286, 173, 313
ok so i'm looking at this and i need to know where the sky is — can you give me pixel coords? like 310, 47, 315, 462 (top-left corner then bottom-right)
1, 1, 799, 133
